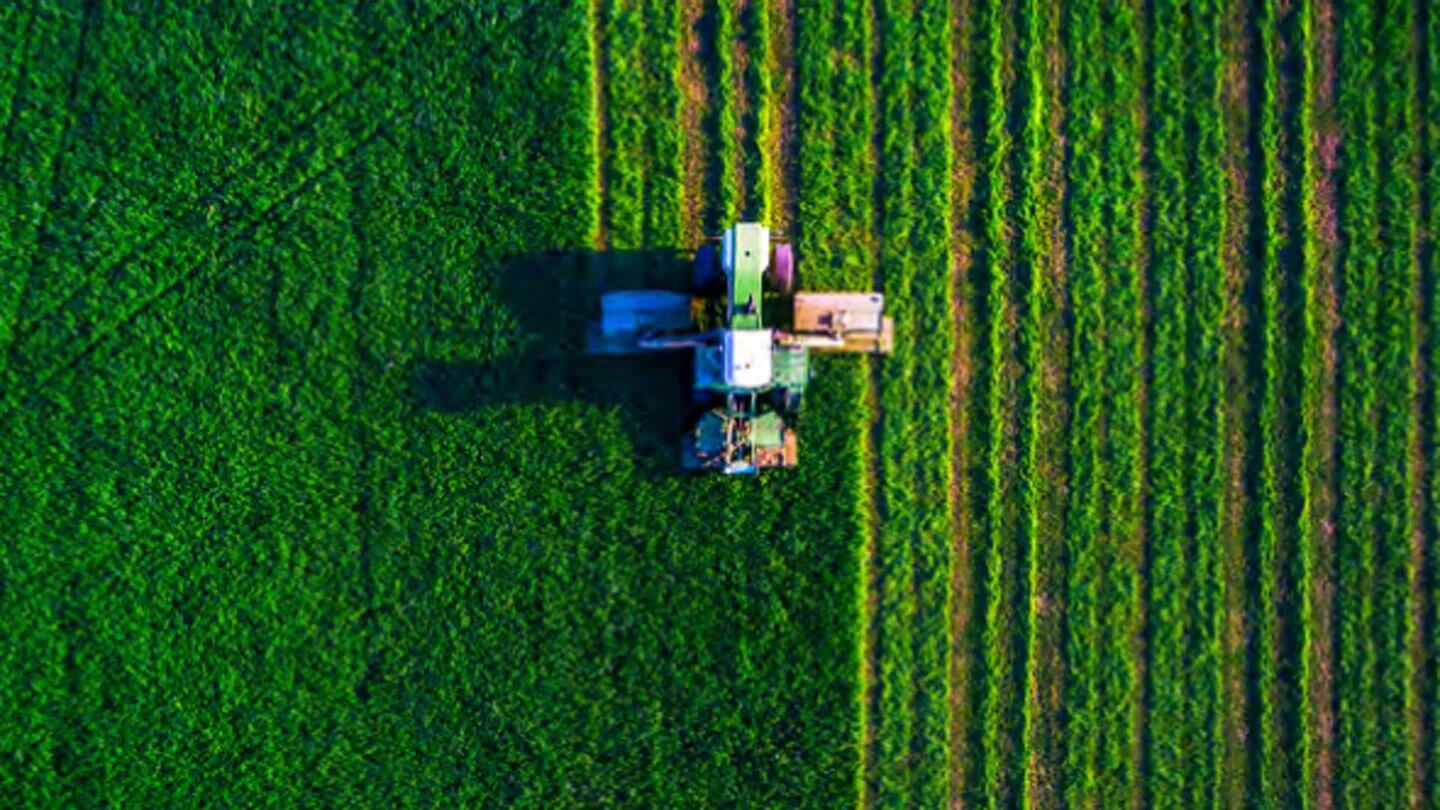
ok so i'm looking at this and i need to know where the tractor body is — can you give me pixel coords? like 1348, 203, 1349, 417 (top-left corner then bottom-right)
587, 222, 892, 474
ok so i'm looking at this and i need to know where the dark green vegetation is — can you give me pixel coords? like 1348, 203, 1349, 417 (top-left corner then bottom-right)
2, 0, 1438, 806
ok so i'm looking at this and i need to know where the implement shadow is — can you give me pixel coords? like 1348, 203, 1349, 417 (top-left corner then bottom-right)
410, 248, 696, 476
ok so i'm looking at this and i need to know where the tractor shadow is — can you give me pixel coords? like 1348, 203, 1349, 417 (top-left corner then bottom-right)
410, 248, 697, 475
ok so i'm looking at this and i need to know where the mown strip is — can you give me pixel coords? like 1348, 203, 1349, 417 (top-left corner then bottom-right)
1335, 0, 1381, 803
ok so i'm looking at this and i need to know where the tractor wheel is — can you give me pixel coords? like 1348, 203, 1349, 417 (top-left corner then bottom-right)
768, 243, 795, 292
693, 243, 721, 291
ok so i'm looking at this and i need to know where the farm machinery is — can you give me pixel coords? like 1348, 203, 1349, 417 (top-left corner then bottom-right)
588, 222, 893, 474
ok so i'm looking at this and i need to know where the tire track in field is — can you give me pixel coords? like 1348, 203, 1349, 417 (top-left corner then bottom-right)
2, 0, 97, 348
3, 2, 468, 351
9, 125, 390, 407
1, 5, 552, 412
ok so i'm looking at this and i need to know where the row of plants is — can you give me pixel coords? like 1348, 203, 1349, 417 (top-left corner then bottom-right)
1059, 0, 1108, 803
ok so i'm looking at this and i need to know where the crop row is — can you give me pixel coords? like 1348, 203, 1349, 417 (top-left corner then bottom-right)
1146, 0, 1197, 802
974, 0, 1023, 805
1059, 0, 1107, 802
1015, 0, 1069, 807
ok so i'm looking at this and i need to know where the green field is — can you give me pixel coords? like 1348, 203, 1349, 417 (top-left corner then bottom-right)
1, 0, 1436, 806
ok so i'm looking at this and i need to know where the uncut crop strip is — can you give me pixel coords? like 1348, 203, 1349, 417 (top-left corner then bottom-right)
1060, 0, 1108, 802
974, 0, 1024, 804
1372, 0, 1422, 802
1017, 0, 1069, 806
1336, 0, 1382, 803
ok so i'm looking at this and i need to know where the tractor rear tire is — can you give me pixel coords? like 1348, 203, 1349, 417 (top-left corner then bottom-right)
768, 243, 795, 293
693, 243, 721, 292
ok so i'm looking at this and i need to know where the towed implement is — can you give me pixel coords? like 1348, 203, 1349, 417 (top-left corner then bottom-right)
588, 222, 893, 474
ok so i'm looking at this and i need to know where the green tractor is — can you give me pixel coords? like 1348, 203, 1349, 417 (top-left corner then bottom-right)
588, 222, 892, 474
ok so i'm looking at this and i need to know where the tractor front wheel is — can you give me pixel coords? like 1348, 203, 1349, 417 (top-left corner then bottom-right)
768, 243, 794, 292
